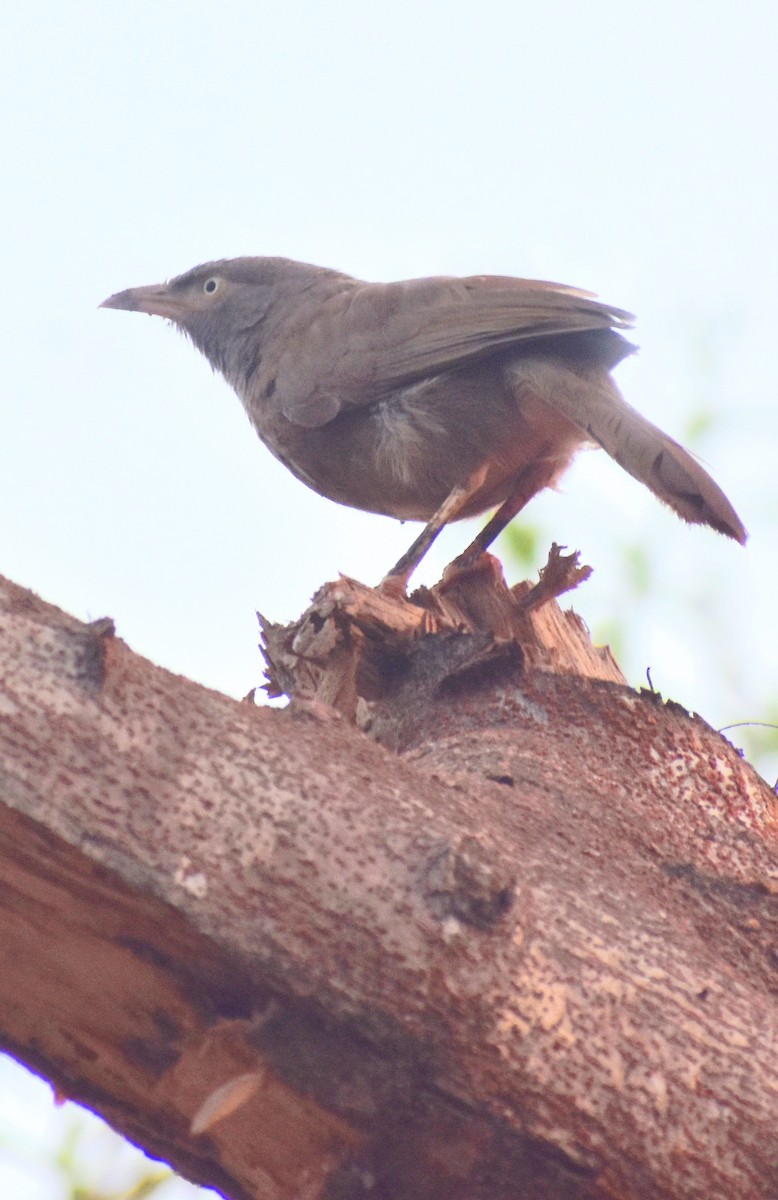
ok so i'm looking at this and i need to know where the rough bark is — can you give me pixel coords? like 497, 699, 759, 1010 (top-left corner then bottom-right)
0, 560, 776, 1200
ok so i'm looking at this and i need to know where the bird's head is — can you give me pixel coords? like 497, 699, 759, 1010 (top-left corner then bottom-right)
101, 257, 343, 388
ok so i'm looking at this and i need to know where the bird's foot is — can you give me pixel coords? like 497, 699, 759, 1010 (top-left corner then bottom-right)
376, 569, 412, 600
438, 550, 503, 591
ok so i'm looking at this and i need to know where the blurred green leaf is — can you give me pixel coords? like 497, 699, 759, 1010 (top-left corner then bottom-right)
683, 407, 716, 442
497, 521, 541, 572
591, 616, 627, 665
721, 703, 778, 788
622, 543, 651, 598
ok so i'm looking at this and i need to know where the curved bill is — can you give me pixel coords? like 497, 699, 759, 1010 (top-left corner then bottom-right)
99, 283, 187, 321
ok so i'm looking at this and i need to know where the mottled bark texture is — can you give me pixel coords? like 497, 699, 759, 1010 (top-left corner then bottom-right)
0, 558, 776, 1200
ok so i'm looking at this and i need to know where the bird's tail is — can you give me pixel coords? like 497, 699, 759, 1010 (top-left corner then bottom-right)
541, 368, 747, 544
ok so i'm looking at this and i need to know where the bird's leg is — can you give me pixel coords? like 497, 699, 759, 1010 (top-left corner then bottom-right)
449, 457, 557, 570
380, 466, 489, 593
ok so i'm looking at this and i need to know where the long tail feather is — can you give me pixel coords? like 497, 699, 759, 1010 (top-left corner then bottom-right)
534, 367, 747, 544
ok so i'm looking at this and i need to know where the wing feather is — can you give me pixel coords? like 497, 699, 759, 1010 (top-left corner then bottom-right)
275, 274, 633, 427
343, 275, 633, 386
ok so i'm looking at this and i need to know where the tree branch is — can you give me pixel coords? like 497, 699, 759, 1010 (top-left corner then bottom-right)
0, 567, 776, 1199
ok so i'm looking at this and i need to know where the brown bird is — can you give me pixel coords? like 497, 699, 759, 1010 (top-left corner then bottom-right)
101, 258, 746, 586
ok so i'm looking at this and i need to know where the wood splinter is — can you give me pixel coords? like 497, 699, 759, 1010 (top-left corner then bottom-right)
260, 543, 624, 724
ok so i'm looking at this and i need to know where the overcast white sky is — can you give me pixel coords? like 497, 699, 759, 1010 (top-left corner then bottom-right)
2, 1, 777, 1194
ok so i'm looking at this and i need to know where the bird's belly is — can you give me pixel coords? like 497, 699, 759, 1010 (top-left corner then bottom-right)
254, 362, 588, 522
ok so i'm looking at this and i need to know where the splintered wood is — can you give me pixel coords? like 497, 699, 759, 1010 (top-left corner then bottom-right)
260, 544, 624, 719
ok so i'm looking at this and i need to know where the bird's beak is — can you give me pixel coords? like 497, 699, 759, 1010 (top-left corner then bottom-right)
99, 283, 188, 321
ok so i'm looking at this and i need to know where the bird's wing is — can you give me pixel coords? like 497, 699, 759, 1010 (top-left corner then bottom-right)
275, 275, 634, 427
357, 275, 633, 384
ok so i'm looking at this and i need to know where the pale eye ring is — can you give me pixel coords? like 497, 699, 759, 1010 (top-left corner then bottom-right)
203, 277, 219, 295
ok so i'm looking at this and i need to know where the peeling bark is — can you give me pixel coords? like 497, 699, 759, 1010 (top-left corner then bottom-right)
0, 561, 776, 1200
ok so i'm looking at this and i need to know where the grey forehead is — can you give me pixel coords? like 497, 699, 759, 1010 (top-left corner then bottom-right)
169, 260, 240, 289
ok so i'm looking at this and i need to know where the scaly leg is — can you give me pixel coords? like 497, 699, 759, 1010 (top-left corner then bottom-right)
381, 466, 489, 592
449, 457, 559, 570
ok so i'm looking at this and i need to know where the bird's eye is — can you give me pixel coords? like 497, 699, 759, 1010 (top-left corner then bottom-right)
203, 277, 219, 295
